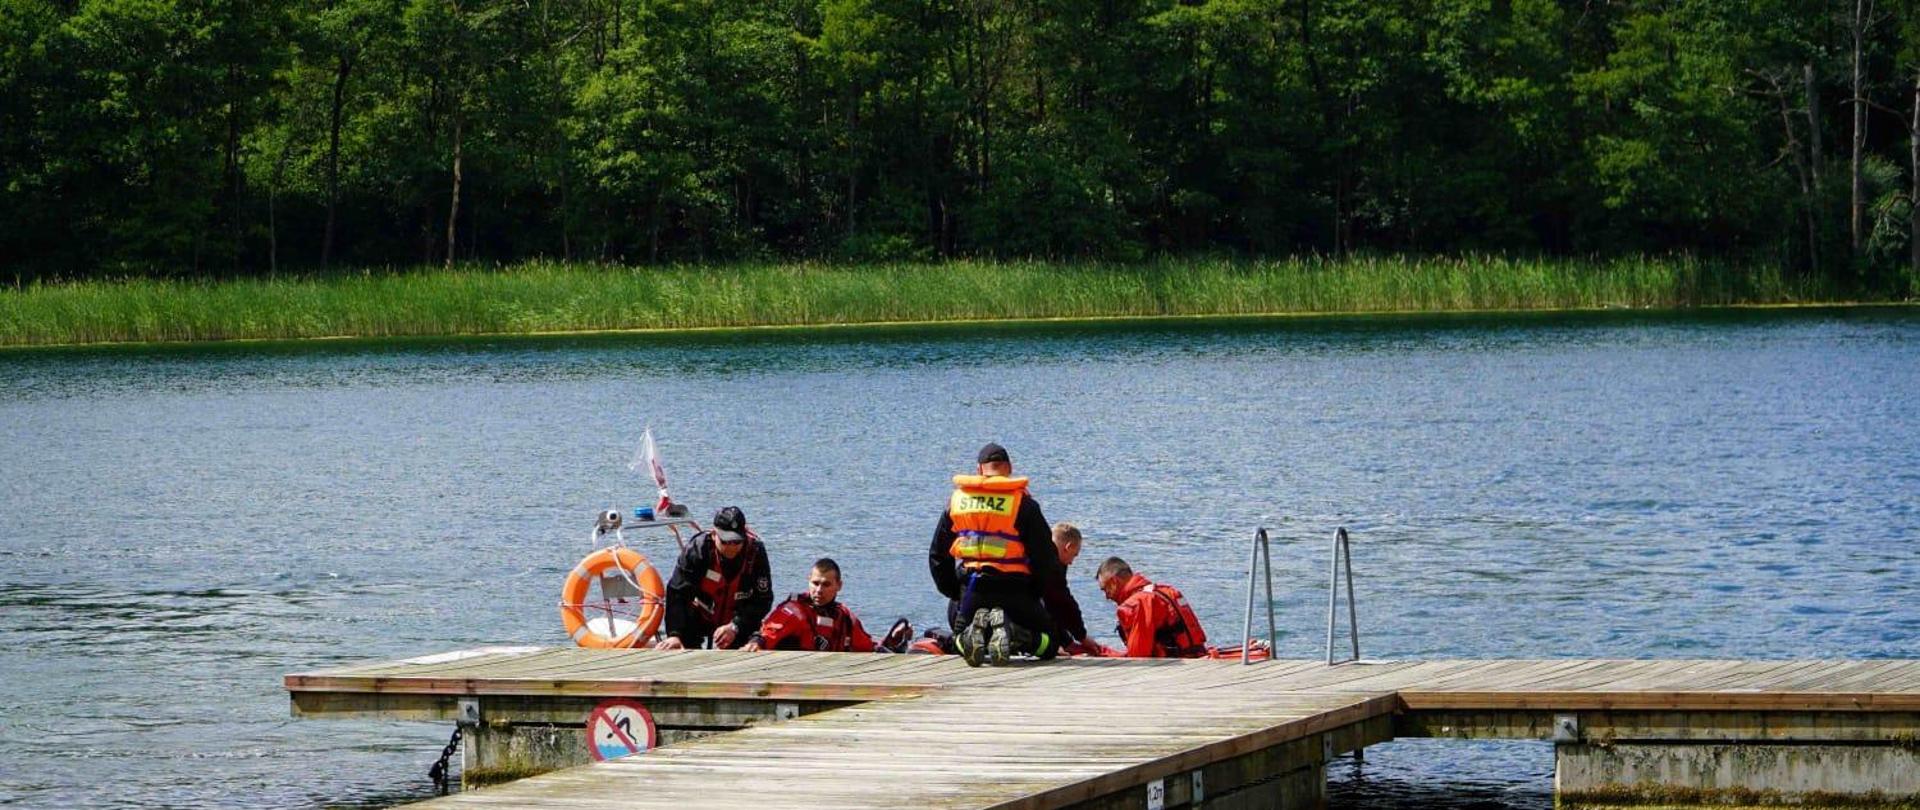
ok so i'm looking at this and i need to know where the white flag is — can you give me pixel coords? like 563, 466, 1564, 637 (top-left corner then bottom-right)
629, 427, 672, 510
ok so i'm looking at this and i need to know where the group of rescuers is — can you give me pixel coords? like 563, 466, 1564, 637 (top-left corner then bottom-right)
651, 442, 1210, 666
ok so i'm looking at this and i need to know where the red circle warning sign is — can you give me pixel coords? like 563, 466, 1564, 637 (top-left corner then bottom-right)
585, 698, 658, 761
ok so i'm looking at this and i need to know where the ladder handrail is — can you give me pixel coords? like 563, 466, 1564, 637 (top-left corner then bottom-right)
1326, 527, 1361, 665
1240, 528, 1277, 665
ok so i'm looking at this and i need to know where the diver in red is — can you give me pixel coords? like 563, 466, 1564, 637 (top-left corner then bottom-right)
745, 558, 876, 652
1096, 556, 1208, 658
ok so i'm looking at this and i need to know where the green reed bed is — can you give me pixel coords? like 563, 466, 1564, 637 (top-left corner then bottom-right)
0, 256, 1852, 346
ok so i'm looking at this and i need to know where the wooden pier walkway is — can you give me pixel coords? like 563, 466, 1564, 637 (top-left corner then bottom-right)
286, 651, 1920, 808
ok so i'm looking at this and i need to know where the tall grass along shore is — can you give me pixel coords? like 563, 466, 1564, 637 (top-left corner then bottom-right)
0, 257, 1887, 347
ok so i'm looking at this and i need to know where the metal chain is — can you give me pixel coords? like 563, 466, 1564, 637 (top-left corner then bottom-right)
427, 725, 463, 795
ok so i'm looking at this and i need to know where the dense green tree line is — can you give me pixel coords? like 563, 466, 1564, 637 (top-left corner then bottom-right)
4, 0, 1920, 284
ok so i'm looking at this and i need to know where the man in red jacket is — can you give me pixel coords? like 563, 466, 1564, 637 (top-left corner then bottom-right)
1095, 556, 1209, 658
745, 558, 877, 652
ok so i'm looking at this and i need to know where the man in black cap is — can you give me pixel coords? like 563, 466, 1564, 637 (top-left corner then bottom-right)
656, 506, 773, 650
929, 442, 1063, 665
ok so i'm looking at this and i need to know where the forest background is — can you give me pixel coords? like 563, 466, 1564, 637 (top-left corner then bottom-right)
4, 0, 1920, 292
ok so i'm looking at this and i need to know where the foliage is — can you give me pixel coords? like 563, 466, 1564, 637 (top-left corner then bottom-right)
2, 0, 1920, 288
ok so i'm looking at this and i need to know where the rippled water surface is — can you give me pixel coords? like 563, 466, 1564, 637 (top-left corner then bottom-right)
2, 308, 1916, 808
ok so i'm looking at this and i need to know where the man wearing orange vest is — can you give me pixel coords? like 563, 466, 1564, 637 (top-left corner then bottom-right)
744, 558, 877, 652
930, 442, 1063, 666
1096, 556, 1209, 658
656, 506, 773, 650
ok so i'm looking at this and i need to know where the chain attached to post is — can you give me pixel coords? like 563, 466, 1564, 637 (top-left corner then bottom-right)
427, 725, 463, 795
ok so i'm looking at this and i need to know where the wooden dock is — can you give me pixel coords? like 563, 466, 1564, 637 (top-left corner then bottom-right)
286, 651, 1920, 808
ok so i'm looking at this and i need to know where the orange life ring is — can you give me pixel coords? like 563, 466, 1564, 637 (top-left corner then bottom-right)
559, 547, 666, 648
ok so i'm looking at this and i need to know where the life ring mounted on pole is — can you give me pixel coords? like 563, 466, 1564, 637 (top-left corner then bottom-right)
559, 546, 666, 648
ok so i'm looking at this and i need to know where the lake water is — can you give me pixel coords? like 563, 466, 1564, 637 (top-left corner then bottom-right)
1, 308, 1916, 808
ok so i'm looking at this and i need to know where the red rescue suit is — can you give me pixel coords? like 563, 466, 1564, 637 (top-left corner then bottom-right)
753, 594, 876, 652
1112, 574, 1208, 658
692, 536, 760, 626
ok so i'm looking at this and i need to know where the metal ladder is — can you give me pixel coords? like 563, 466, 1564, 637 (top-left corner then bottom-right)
1240, 526, 1362, 665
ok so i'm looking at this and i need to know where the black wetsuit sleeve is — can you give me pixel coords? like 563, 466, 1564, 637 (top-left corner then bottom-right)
732, 542, 774, 635
930, 510, 961, 601
663, 538, 708, 644
1040, 564, 1088, 644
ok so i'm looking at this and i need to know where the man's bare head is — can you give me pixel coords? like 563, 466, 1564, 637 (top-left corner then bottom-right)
1095, 556, 1132, 603
1052, 522, 1083, 566
808, 558, 843, 606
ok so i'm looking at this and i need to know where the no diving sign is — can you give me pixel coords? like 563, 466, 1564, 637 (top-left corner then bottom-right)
585, 698, 658, 761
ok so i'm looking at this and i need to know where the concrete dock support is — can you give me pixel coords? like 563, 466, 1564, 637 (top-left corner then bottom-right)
1556, 743, 1920, 806
459, 721, 727, 787
460, 722, 580, 787
442, 696, 837, 788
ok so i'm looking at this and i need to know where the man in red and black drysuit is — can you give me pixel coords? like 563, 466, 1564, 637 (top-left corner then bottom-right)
744, 558, 877, 652
656, 506, 773, 650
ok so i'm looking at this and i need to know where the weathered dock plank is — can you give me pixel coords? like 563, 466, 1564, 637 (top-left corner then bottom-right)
395, 686, 1398, 809
285, 651, 1920, 808
290, 653, 1920, 710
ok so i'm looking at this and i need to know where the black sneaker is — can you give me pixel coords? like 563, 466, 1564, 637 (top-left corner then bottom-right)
957, 609, 992, 667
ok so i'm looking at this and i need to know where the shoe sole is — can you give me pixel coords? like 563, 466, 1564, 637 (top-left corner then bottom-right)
959, 610, 991, 667
985, 608, 1011, 666
958, 628, 984, 667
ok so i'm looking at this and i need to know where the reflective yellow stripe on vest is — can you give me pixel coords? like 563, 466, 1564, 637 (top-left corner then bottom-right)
952, 534, 1021, 561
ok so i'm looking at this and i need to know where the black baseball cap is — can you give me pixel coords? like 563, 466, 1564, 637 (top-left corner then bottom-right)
976, 442, 1010, 465
713, 506, 749, 543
